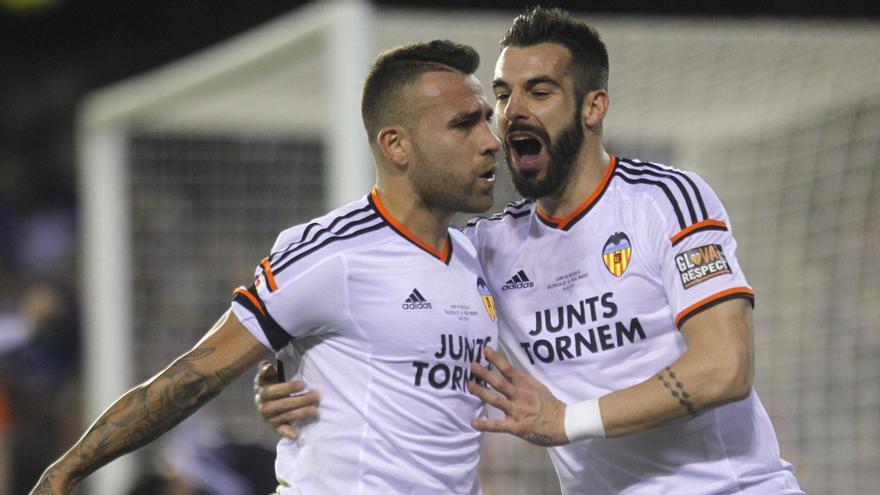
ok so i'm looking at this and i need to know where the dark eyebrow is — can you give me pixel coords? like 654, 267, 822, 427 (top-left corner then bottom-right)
492, 76, 561, 91
448, 106, 493, 128
524, 76, 561, 89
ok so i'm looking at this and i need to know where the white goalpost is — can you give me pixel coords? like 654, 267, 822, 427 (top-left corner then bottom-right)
78, 1, 880, 493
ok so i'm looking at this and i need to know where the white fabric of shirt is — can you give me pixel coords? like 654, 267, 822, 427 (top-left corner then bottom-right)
464, 156, 803, 495
232, 193, 497, 495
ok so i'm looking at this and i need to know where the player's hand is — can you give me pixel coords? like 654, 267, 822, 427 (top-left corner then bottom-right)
254, 361, 320, 440
468, 347, 568, 446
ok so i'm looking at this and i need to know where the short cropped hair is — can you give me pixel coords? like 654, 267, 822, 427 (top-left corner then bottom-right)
361, 40, 480, 143
501, 7, 609, 95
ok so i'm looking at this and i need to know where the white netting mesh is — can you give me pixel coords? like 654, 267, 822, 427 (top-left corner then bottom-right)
128, 134, 324, 445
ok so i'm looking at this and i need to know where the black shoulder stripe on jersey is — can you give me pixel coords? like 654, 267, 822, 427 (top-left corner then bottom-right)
269, 204, 374, 266
614, 172, 687, 229
506, 198, 533, 210
617, 161, 700, 225
232, 284, 292, 351
270, 212, 382, 271
272, 220, 388, 276
627, 160, 708, 220
465, 199, 533, 227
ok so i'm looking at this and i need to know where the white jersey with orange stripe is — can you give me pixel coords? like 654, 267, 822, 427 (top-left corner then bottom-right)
463, 155, 803, 494
232, 190, 497, 495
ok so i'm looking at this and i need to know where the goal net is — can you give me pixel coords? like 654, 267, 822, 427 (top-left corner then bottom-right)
78, 2, 879, 493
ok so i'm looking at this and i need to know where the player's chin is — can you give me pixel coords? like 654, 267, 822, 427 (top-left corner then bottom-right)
460, 189, 495, 214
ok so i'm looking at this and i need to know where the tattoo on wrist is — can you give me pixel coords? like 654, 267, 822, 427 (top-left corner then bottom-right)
656, 366, 697, 416
523, 432, 554, 446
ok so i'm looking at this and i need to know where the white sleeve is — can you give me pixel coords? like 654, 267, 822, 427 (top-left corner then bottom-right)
231, 252, 347, 352
654, 173, 754, 328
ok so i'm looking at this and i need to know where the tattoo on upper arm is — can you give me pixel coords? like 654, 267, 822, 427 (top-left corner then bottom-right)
656, 366, 697, 416
70, 347, 239, 481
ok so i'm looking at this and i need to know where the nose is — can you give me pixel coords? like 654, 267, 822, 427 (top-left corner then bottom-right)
503, 90, 528, 123
480, 121, 501, 156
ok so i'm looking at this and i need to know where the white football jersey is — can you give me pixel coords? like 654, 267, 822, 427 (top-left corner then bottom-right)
232, 190, 498, 494
465, 156, 803, 494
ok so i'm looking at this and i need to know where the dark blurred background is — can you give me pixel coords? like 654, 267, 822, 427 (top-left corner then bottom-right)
0, 1, 878, 494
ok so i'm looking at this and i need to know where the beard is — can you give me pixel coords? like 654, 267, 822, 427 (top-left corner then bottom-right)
505, 109, 584, 200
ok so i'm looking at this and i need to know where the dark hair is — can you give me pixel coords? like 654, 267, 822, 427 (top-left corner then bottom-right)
361, 39, 480, 142
501, 7, 608, 95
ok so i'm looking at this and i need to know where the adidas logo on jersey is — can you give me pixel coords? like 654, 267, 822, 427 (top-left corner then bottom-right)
402, 288, 433, 310
503, 270, 534, 290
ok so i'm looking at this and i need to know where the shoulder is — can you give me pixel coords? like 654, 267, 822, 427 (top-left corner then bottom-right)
456, 198, 533, 252
460, 198, 534, 232
267, 196, 389, 279
613, 157, 728, 241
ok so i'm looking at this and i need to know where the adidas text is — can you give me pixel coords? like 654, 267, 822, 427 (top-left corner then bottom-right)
402, 301, 433, 310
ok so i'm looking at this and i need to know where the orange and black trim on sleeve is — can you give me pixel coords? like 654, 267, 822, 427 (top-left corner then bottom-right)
232, 284, 292, 351
370, 188, 452, 264
537, 154, 617, 231
675, 286, 755, 328
670, 219, 728, 246
260, 257, 279, 292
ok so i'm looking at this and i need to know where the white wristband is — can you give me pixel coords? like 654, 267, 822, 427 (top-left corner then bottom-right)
564, 399, 605, 442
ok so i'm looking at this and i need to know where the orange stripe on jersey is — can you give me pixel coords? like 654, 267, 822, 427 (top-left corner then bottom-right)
234, 287, 266, 317
537, 154, 616, 230
370, 188, 450, 263
260, 258, 278, 292
670, 219, 728, 245
674, 286, 754, 327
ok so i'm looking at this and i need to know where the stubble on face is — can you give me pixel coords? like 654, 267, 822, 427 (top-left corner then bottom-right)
405, 72, 496, 215
409, 141, 493, 214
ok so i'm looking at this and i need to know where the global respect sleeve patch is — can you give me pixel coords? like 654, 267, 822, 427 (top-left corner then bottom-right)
674, 244, 732, 289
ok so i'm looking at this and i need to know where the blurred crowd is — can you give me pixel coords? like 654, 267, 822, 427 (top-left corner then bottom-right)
0, 138, 81, 493
0, 146, 281, 495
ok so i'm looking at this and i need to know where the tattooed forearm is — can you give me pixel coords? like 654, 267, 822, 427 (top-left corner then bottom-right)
67, 347, 239, 482
32, 477, 58, 495
523, 432, 555, 446
656, 366, 697, 416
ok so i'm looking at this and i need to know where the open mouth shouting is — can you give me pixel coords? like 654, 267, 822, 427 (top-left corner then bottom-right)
505, 125, 550, 174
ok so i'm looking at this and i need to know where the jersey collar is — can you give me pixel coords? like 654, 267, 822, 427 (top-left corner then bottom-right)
536, 154, 617, 231
369, 188, 453, 265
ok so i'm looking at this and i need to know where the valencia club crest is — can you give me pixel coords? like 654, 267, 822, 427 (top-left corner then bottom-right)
603, 232, 632, 277
477, 277, 496, 321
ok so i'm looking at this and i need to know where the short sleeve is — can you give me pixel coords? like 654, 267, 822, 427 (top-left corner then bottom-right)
231, 250, 347, 352
654, 173, 754, 328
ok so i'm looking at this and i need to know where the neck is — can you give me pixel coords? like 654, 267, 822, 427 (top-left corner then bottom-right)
373, 182, 453, 252
536, 141, 610, 219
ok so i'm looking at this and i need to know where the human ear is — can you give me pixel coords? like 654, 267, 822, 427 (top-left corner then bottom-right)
377, 126, 409, 168
582, 89, 609, 130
